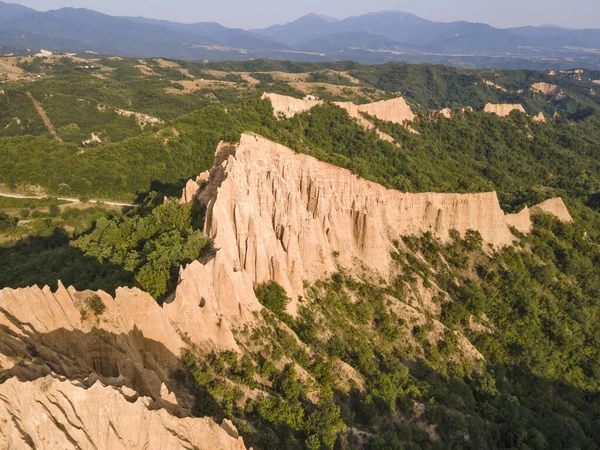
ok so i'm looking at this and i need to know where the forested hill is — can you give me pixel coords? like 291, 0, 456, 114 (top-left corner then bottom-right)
1, 56, 599, 202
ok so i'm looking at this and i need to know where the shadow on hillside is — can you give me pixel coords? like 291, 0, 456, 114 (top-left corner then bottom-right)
0, 319, 220, 418
0, 228, 134, 295
134, 178, 192, 209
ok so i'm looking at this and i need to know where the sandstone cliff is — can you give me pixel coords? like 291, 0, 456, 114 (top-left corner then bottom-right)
182, 134, 572, 311
0, 376, 247, 450
334, 97, 416, 126
531, 82, 563, 98
261, 92, 323, 118
483, 79, 507, 92
483, 103, 527, 116
430, 108, 453, 119
504, 198, 572, 234
0, 131, 576, 448
262, 92, 415, 136
530, 197, 573, 222
0, 281, 249, 449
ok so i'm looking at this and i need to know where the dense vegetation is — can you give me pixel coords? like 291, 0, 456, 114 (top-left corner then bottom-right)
0, 201, 209, 300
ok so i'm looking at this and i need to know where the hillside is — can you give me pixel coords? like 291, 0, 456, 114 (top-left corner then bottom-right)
1, 56, 600, 449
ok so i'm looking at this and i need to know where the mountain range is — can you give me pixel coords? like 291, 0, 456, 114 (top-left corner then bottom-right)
2, 1, 600, 69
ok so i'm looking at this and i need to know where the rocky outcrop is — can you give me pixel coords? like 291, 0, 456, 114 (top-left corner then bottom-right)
533, 112, 547, 123
116, 109, 164, 129
531, 82, 563, 98
530, 197, 573, 222
505, 198, 573, 233
483, 103, 527, 116
483, 79, 507, 92
0, 281, 250, 448
430, 108, 453, 119
262, 93, 415, 135
0, 376, 247, 450
0, 278, 244, 398
262, 92, 323, 118
334, 97, 416, 126
181, 134, 574, 312
505, 206, 533, 234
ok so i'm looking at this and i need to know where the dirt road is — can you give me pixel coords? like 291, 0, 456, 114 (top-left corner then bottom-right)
0, 192, 136, 208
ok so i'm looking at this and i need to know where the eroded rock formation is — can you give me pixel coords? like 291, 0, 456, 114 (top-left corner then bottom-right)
531, 82, 563, 98
0, 281, 250, 449
530, 197, 573, 222
334, 97, 416, 126
262, 92, 415, 135
483, 103, 527, 116
0, 376, 247, 450
261, 92, 323, 118
483, 79, 507, 92
0, 131, 575, 448
430, 108, 453, 119
182, 134, 570, 311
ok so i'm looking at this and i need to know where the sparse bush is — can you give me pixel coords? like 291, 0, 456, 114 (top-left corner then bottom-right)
86, 294, 106, 316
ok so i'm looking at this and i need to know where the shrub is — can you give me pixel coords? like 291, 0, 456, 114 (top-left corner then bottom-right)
254, 282, 290, 316
86, 294, 106, 316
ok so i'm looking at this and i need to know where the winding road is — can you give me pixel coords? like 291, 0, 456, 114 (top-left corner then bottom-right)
0, 192, 136, 208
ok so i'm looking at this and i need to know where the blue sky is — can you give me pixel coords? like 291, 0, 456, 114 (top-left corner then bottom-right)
12, 0, 600, 29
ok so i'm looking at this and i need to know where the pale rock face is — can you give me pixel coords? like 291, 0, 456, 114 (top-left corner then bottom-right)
505, 206, 533, 234
0, 284, 185, 400
187, 134, 528, 310
0, 377, 248, 450
483, 103, 527, 116
262, 92, 415, 136
163, 260, 257, 350
115, 109, 164, 129
182, 134, 573, 312
430, 108, 453, 119
261, 92, 323, 118
593, 80, 600, 85
533, 112, 547, 123
483, 79, 507, 92
531, 82, 563, 97
331, 101, 398, 141
181, 178, 201, 203
530, 197, 573, 222
334, 97, 416, 126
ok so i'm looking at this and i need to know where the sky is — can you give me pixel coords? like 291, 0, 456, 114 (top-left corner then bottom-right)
11, 0, 600, 30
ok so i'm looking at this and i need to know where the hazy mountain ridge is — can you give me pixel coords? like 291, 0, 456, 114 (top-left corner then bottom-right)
1, 2, 600, 68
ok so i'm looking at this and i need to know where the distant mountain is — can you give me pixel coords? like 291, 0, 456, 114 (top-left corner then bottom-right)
253, 13, 338, 46
1, 2, 600, 69
0, 0, 33, 18
127, 17, 289, 51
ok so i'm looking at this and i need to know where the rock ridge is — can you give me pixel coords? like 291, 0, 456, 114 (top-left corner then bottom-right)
183, 133, 572, 310
0, 376, 248, 450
